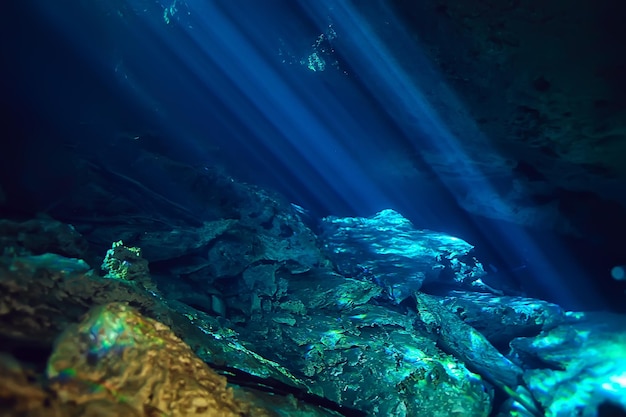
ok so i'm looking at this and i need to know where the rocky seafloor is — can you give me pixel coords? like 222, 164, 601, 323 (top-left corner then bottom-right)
1, 164, 625, 417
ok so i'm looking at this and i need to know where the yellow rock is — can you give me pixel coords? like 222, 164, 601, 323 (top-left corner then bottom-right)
46, 302, 272, 417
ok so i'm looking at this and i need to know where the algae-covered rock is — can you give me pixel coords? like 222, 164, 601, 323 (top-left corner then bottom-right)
101, 240, 155, 292
47, 302, 272, 417
0, 302, 347, 417
234, 268, 493, 417
0, 253, 169, 345
0, 251, 350, 416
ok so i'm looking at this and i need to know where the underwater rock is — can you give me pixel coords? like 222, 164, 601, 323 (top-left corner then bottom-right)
243, 263, 283, 300
5, 205, 612, 415
0, 244, 342, 413
0, 250, 340, 413
229, 267, 493, 416
152, 217, 326, 320
47, 302, 273, 417
509, 311, 626, 416
440, 291, 566, 347
109, 211, 322, 282
234, 265, 390, 343
0, 353, 91, 417
236, 187, 327, 273
0, 218, 521, 416
202, 218, 323, 280
52, 156, 325, 276
101, 240, 155, 292
133, 219, 236, 263
320, 209, 488, 302
205, 226, 264, 278
241, 302, 492, 416
0, 302, 350, 417
169, 300, 315, 394
414, 293, 524, 390
0, 218, 88, 258
0, 253, 170, 345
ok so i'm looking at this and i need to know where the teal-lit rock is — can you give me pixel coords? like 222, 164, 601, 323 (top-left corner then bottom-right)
320, 209, 488, 301
510, 312, 626, 416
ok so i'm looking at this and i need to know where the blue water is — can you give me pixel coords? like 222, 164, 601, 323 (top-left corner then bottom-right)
1, 0, 618, 311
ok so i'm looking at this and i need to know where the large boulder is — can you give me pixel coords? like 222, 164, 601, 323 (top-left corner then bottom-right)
320, 209, 490, 301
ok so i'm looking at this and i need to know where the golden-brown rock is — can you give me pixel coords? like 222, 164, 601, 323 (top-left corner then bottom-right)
47, 302, 272, 417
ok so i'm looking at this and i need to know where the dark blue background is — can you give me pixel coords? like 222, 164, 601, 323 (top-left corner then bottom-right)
1, 0, 621, 311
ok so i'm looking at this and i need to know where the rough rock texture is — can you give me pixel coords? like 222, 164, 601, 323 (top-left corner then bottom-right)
0, 252, 324, 412
227, 267, 493, 417
509, 312, 626, 416
17, 158, 330, 307
47, 303, 270, 417
0, 225, 496, 416
0, 253, 170, 345
320, 209, 492, 302
31, 158, 327, 274
440, 291, 566, 348
0, 144, 622, 416
0, 218, 88, 258
0, 301, 347, 417
1, 211, 625, 416
414, 293, 524, 390
0, 353, 95, 417
101, 240, 154, 290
